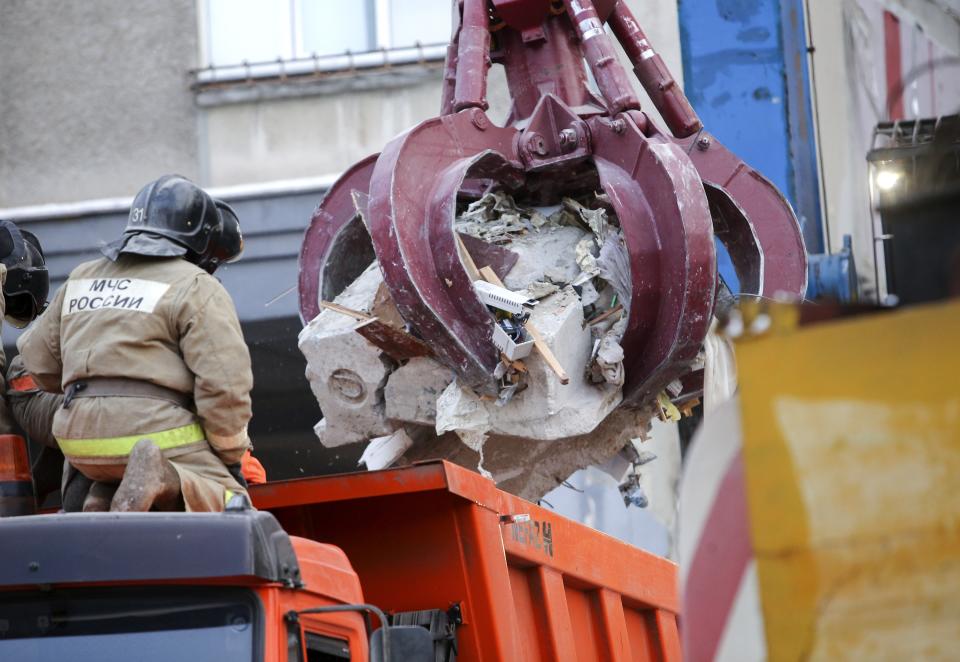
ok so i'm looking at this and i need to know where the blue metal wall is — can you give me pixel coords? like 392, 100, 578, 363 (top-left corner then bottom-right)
678, 0, 824, 271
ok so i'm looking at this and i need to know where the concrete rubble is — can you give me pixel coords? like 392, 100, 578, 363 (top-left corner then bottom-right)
299, 191, 668, 500
299, 263, 396, 448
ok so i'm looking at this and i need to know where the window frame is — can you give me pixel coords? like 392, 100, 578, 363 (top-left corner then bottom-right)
199, 0, 446, 69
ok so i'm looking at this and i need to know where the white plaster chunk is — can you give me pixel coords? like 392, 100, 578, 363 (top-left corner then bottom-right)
432, 381, 495, 479
523, 280, 560, 299
592, 330, 626, 386
359, 428, 414, 471
456, 430, 492, 479
313, 416, 371, 447
575, 236, 600, 277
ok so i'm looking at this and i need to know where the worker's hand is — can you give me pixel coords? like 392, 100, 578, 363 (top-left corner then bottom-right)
241, 449, 267, 485
226, 462, 248, 489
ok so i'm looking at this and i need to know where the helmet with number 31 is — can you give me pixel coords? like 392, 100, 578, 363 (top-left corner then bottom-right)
102, 174, 243, 274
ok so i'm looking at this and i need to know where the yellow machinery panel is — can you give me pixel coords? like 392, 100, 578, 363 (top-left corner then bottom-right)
736, 300, 960, 660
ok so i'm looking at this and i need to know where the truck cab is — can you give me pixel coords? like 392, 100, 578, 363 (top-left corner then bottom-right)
0, 508, 432, 661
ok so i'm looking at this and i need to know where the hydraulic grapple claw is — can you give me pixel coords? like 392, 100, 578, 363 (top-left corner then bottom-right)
299, 0, 808, 404
298, 154, 378, 324
678, 130, 809, 297
368, 111, 524, 392
589, 113, 715, 404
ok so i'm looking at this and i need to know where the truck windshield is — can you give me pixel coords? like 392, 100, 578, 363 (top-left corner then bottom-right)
0, 587, 259, 662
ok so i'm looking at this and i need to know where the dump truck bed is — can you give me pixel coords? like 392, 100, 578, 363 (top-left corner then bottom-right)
252, 460, 680, 661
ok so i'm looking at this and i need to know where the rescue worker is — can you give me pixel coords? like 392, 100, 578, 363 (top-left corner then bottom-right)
0, 221, 50, 422
17, 175, 255, 512
0, 220, 49, 437
0, 220, 49, 430
0, 222, 54, 508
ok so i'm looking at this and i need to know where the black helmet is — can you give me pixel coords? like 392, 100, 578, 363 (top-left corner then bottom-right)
0, 220, 49, 327
102, 175, 243, 274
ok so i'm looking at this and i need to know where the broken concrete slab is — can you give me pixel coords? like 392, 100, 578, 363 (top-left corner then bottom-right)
298, 262, 397, 447
299, 190, 686, 504
384, 357, 453, 426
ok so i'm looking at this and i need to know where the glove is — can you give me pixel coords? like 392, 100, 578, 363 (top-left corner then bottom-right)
226, 462, 248, 489
241, 450, 267, 485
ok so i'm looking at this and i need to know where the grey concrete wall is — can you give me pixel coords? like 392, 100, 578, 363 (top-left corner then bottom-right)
200, 63, 516, 187
203, 73, 450, 185
0, 0, 200, 207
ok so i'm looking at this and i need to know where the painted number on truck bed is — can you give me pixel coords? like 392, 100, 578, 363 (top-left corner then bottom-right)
511, 519, 554, 557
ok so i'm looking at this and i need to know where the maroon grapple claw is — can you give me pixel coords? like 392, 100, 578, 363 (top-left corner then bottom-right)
298, 154, 378, 323
299, 0, 807, 404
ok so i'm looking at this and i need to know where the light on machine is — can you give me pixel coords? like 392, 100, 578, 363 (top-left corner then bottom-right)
874, 168, 903, 192
867, 158, 909, 208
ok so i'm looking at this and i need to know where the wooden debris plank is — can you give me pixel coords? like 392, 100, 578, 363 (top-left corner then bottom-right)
319, 300, 432, 361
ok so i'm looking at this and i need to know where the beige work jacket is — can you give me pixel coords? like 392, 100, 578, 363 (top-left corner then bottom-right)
17, 255, 253, 464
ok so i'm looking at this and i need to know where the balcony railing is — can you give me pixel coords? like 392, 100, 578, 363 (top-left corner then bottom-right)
190, 42, 448, 89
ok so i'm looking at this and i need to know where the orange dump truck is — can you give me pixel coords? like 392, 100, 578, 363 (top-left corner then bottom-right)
0, 460, 679, 661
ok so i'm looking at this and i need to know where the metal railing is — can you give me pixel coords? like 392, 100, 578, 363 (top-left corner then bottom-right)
190, 42, 448, 89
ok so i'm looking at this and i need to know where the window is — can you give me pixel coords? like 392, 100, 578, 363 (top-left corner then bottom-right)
0, 588, 259, 662
203, 0, 451, 67
305, 631, 351, 660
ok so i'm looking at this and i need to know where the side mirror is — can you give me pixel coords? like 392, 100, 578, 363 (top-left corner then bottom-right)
369, 625, 433, 662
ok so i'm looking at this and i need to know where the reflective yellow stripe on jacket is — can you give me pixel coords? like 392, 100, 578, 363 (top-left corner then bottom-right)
57, 423, 205, 457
